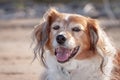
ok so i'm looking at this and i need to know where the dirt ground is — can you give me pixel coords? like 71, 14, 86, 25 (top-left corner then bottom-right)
0, 28, 42, 80
0, 26, 120, 80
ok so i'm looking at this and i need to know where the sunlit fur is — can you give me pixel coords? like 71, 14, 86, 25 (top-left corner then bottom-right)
33, 8, 120, 80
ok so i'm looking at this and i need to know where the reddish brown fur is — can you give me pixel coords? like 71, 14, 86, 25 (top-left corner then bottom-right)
34, 8, 120, 80
34, 8, 99, 60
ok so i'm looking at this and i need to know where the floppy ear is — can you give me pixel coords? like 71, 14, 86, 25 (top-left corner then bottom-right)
87, 19, 99, 51
33, 8, 59, 66
34, 8, 59, 47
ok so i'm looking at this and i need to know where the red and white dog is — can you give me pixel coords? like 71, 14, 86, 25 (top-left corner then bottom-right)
34, 8, 120, 80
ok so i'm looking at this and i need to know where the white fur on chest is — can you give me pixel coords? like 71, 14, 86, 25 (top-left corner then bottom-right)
44, 52, 104, 80
60, 55, 103, 80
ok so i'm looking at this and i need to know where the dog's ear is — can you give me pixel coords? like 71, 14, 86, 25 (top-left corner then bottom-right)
34, 8, 59, 45
34, 8, 59, 66
87, 19, 99, 51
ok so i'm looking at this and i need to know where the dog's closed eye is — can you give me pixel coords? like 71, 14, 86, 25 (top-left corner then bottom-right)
53, 25, 60, 30
72, 27, 81, 32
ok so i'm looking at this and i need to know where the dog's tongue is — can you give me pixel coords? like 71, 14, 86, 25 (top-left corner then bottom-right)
56, 47, 71, 62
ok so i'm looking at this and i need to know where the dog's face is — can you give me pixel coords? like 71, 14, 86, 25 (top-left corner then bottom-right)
35, 8, 99, 63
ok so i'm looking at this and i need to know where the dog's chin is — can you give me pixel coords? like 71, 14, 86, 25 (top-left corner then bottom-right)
55, 46, 80, 63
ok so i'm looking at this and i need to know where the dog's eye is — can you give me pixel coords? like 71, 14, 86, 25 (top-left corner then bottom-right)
72, 27, 81, 32
53, 25, 60, 30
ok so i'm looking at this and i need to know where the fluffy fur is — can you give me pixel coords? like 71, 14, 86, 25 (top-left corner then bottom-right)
33, 8, 120, 80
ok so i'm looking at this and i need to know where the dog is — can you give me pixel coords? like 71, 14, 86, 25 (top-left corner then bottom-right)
33, 8, 120, 80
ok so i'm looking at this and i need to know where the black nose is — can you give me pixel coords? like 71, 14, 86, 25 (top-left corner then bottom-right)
56, 35, 66, 45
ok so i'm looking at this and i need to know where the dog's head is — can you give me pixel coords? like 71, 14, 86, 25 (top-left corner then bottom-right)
34, 8, 99, 64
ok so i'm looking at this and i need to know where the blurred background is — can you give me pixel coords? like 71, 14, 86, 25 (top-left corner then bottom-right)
0, 0, 120, 80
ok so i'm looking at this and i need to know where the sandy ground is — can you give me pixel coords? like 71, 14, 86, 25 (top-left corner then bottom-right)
0, 26, 120, 80
0, 28, 42, 80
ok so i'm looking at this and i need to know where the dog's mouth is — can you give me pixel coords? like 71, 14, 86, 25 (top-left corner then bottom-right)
55, 46, 79, 63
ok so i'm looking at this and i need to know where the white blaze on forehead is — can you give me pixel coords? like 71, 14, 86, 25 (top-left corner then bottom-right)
64, 14, 70, 21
